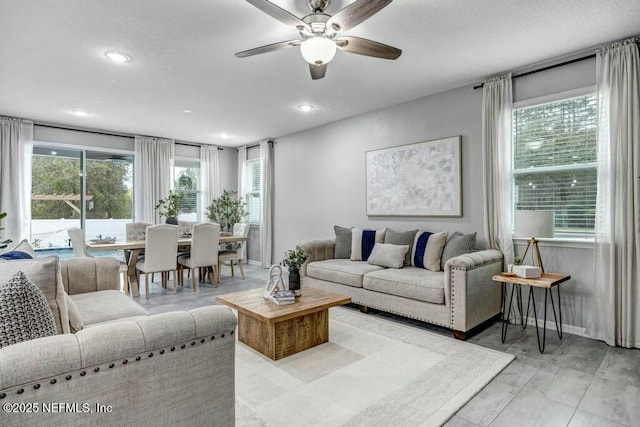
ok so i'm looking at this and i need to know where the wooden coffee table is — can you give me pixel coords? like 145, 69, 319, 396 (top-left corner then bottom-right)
216, 287, 351, 360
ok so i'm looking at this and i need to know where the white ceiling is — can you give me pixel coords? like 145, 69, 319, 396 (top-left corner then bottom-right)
0, 0, 638, 147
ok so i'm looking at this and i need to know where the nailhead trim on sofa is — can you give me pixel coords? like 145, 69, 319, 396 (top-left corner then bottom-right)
0, 329, 234, 398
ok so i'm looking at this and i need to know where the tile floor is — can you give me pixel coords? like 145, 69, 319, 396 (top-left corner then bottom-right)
138, 263, 640, 427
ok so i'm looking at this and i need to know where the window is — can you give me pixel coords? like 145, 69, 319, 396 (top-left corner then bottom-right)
173, 160, 200, 222
31, 146, 133, 248
512, 93, 597, 238
246, 159, 262, 224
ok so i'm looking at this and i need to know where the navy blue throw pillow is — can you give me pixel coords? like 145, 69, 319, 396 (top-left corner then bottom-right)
0, 251, 34, 261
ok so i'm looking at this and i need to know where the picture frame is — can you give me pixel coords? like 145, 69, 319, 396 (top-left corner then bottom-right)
366, 135, 462, 217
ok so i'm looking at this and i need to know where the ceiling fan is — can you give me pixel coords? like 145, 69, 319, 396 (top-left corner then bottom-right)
236, 0, 402, 80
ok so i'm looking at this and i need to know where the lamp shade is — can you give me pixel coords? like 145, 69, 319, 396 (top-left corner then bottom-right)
514, 210, 554, 238
300, 37, 336, 65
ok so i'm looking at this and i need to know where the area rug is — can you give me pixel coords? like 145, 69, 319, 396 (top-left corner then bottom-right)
234, 307, 514, 427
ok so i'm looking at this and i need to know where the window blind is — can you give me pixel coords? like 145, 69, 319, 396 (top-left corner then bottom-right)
513, 94, 597, 237
247, 160, 261, 224
174, 160, 200, 220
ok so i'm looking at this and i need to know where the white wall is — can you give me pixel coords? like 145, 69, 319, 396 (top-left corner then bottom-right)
271, 58, 597, 333
274, 84, 485, 255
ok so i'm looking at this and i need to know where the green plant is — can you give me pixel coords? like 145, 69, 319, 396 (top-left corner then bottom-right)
206, 189, 248, 233
513, 256, 523, 265
0, 212, 11, 250
154, 190, 183, 218
281, 248, 309, 273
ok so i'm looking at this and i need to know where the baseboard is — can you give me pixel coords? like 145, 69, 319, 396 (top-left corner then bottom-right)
525, 317, 587, 338
247, 259, 262, 267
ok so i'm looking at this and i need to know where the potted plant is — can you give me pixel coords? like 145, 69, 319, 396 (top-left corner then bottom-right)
508, 256, 523, 273
154, 190, 183, 225
206, 189, 248, 233
0, 212, 11, 250
281, 248, 309, 296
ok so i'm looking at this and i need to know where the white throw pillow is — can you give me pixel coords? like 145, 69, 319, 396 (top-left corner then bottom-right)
350, 228, 387, 261
367, 243, 410, 269
411, 231, 448, 271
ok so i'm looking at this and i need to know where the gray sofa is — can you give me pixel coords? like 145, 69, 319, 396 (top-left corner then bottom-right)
0, 256, 237, 426
298, 239, 503, 339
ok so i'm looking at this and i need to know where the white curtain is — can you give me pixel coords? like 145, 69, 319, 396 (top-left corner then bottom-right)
200, 144, 220, 219
237, 146, 248, 260
0, 117, 33, 244
237, 146, 247, 199
260, 140, 274, 268
586, 38, 640, 348
482, 74, 514, 267
134, 136, 175, 224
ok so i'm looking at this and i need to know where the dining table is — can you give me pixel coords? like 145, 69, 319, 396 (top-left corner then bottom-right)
86, 235, 249, 297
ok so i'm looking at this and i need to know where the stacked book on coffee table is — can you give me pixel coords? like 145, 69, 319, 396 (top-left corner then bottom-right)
268, 290, 296, 305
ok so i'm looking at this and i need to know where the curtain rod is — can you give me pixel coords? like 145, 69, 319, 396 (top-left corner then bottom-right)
473, 53, 596, 90
34, 123, 224, 150
238, 140, 274, 151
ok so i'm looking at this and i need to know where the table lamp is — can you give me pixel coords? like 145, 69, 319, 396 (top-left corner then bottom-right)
513, 210, 554, 272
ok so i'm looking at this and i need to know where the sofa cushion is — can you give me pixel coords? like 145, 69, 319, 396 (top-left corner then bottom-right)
0, 256, 69, 334
384, 229, 418, 266
64, 292, 84, 333
441, 232, 477, 270
411, 230, 447, 272
0, 271, 57, 348
363, 267, 445, 304
333, 225, 352, 259
367, 243, 409, 269
351, 228, 386, 261
306, 259, 385, 288
70, 290, 149, 327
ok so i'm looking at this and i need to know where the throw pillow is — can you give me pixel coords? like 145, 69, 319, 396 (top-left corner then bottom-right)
0, 256, 70, 334
64, 293, 84, 333
384, 229, 418, 266
351, 228, 387, 261
367, 243, 410, 269
411, 230, 448, 272
0, 271, 57, 348
441, 232, 477, 270
0, 239, 37, 258
334, 225, 352, 259
0, 251, 33, 261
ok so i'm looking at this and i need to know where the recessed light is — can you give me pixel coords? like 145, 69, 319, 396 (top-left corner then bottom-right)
219, 132, 230, 140
183, 109, 193, 114
72, 109, 89, 117
105, 51, 131, 63
298, 104, 314, 112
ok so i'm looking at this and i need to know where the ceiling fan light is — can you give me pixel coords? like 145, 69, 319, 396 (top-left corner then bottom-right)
300, 37, 336, 65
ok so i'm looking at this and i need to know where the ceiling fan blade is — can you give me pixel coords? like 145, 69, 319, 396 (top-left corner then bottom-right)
327, 0, 393, 32
309, 63, 327, 80
235, 40, 302, 58
246, 0, 310, 32
337, 36, 401, 60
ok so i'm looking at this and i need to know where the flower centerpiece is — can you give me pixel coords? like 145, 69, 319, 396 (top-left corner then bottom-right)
281, 248, 309, 296
154, 190, 183, 224
206, 189, 248, 233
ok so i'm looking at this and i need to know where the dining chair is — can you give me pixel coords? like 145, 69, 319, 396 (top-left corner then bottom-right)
126, 222, 152, 240
68, 227, 92, 258
218, 223, 250, 282
178, 223, 220, 292
135, 224, 179, 299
